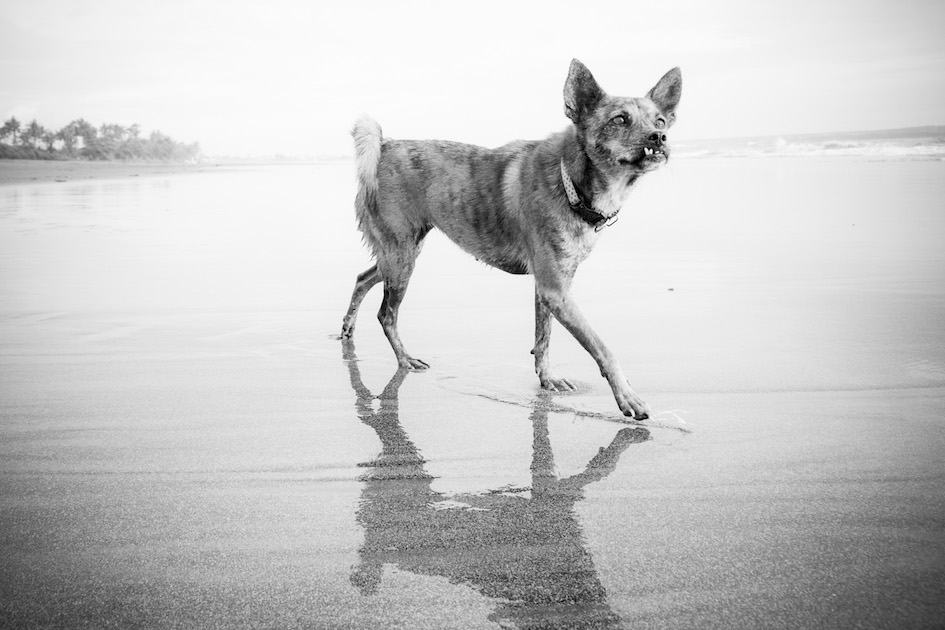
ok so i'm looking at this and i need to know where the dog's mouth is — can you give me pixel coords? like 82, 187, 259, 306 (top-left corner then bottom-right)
618, 145, 668, 170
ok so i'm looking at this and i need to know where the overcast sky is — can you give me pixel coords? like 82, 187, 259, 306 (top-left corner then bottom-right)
2, 0, 943, 157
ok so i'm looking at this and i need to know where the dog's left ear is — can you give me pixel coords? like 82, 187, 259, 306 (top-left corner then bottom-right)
564, 59, 605, 124
647, 67, 682, 119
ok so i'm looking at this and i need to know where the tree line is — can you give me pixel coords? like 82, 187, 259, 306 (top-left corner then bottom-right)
0, 116, 201, 162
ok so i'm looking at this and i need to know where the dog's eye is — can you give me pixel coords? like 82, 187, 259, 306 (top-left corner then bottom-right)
612, 115, 629, 126
655, 118, 666, 129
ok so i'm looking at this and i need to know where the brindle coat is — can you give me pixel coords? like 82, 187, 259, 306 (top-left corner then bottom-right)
342, 59, 682, 419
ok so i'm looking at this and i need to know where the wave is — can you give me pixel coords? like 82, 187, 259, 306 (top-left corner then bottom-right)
676, 126, 945, 160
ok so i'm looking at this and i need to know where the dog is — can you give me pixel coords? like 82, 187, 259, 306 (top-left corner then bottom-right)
341, 59, 681, 420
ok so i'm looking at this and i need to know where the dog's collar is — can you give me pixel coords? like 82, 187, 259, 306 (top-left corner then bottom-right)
559, 159, 618, 232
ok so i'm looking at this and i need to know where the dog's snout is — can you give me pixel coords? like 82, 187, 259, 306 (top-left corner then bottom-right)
649, 131, 667, 145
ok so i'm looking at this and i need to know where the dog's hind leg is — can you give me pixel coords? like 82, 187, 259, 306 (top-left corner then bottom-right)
377, 253, 429, 371
342, 264, 382, 338
532, 288, 576, 392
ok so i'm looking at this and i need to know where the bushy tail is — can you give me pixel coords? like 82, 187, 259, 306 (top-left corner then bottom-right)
351, 116, 383, 230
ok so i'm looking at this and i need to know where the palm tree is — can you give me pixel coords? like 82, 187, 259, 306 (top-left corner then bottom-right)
2, 117, 22, 145
64, 118, 98, 157
124, 123, 144, 158
25, 119, 44, 148
41, 129, 59, 151
149, 130, 174, 159
72, 118, 96, 151
58, 123, 78, 156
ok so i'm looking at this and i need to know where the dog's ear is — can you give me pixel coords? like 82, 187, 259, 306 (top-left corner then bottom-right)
647, 67, 682, 118
564, 59, 604, 124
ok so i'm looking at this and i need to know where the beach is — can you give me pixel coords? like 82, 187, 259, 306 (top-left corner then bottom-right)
0, 158, 226, 186
1, 155, 944, 628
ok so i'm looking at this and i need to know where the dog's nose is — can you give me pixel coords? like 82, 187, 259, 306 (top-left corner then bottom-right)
650, 131, 667, 145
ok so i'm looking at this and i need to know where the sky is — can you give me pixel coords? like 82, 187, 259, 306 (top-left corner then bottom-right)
2, 0, 943, 157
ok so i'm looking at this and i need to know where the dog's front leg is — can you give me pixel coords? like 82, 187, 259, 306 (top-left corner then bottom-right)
532, 289, 576, 392
536, 284, 650, 420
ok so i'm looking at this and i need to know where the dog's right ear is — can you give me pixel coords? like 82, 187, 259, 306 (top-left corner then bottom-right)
564, 59, 604, 124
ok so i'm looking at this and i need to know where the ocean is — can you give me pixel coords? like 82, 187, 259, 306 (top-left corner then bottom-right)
676, 125, 945, 160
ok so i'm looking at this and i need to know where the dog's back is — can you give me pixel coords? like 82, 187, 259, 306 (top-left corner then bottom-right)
352, 116, 553, 275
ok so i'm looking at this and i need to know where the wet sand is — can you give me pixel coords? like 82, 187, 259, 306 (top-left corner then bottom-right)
1, 158, 944, 628
0, 158, 232, 186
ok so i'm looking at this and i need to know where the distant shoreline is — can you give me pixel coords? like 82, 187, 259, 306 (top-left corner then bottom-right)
0, 159, 217, 186
0, 159, 332, 187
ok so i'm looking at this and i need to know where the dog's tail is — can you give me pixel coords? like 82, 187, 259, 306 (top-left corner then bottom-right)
351, 116, 383, 232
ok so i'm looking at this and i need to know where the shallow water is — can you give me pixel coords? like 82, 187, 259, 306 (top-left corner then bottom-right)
2, 158, 943, 395
1, 157, 944, 628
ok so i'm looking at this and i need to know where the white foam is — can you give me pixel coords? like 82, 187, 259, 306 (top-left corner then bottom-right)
676, 131, 945, 161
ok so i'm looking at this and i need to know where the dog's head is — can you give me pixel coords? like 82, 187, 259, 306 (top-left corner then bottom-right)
564, 60, 682, 175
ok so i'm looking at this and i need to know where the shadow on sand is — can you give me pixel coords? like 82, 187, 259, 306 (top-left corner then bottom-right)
342, 339, 649, 629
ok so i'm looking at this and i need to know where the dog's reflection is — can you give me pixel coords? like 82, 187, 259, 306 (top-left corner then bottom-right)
343, 340, 648, 629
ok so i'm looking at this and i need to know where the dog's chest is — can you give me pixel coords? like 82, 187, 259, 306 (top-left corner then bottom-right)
594, 176, 636, 217
556, 225, 601, 272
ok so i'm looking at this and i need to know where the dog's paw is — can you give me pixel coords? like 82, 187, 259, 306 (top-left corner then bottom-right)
400, 356, 430, 371
540, 375, 577, 393
615, 384, 650, 420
